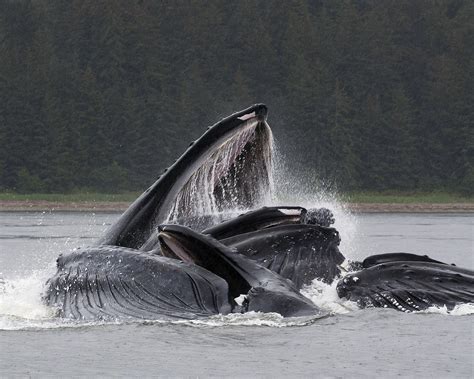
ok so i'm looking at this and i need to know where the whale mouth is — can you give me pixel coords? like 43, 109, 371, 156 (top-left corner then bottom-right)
158, 225, 252, 301
158, 231, 195, 263
98, 104, 273, 250
166, 114, 273, 222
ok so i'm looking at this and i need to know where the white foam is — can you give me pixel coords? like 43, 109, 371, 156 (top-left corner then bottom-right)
270, 188, 359, 261
417, 303, 474, 316
0, 271, 58, 330
173, 311, 323, 327
301, 278, 359, 315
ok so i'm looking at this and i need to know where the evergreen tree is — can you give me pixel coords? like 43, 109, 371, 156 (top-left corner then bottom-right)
0, 0, 471, 195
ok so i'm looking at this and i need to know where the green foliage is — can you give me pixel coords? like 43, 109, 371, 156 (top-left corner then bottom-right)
0, 0, 472, 194
16, 168, 45, 193
459, 166, 474, 196
88, 162, 129, 193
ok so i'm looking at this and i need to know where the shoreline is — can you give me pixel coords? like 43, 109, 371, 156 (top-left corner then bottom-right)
0, 200, 473, 213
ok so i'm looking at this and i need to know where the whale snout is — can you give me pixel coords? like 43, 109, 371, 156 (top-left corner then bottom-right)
254, 104, 268, 121
336, 275, 361, 300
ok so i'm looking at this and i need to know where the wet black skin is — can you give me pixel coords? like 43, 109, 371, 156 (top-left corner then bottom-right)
337, 254, 474, 312
361, 252, 451, 268
202, 206, 343, 288
202, 206, 335, 240
202, 206, 307, 240
144, 206, 345, 288
158, 224, 323, 318
140, 206, 307, 252
140, 206, 345, 289
221, 224, 344, 288
44, 211, 327, 320
44, 246, 233, 320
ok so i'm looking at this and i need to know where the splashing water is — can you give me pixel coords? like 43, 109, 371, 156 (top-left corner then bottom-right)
417, 303, 474, 316
163, 124, 358, 261
173, 311, 323, 327
0, 272, 56, 329
166, 121, 274, 223
301, 279, 359, 315
269, 138, 360, 261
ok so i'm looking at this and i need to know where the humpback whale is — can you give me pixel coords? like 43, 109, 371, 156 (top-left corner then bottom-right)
45, 246, 232, 320
220, 224, 343, 288
203, 206, 344, 288
44, 222, 325, 320
98, 104, 273, 250
158, 225, 322, 318
337, 253, 474, 312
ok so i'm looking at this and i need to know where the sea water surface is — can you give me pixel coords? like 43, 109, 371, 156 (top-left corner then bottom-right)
0, 210, 472, 377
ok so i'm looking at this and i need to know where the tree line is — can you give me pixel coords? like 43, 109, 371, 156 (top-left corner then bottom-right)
0, 0, 472, 194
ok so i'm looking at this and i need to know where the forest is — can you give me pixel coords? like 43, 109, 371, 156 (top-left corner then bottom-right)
0, 0, 472, 195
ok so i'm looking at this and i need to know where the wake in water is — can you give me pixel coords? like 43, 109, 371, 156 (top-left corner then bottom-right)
1, 275, 472, 331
